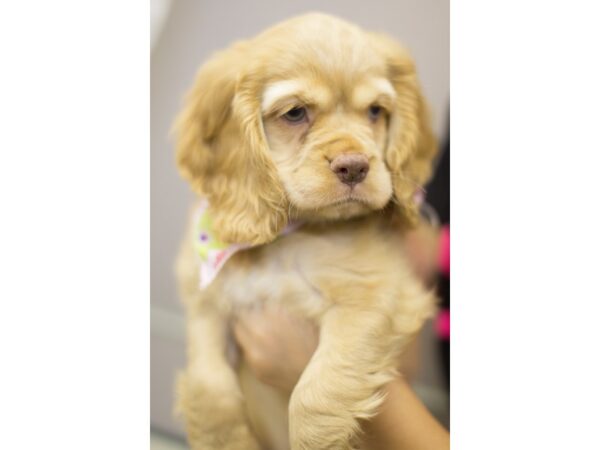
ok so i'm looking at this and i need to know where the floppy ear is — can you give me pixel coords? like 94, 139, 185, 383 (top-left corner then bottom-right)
371, 34, 439, 226
174, 43, 288, 245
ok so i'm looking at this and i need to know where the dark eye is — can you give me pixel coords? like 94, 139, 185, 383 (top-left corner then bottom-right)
368, 105, 382, 121
283, 106, 307, 123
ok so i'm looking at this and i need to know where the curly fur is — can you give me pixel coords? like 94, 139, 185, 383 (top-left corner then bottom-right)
173, 13, 438, 450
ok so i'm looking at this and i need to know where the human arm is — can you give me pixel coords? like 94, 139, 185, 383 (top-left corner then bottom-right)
360, 376, 449, 450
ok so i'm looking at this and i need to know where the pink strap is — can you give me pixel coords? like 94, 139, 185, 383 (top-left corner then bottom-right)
435, 308, 450, 340
438, 225, 450, 277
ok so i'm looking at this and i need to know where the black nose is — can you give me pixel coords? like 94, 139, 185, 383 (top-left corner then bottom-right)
330, 154, 370, 186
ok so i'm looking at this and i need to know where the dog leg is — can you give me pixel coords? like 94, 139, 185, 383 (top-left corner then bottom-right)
176, 310, 261, 450
288, 307, 399, 450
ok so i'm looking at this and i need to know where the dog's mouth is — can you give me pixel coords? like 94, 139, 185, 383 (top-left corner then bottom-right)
328, 193, 368, 206
290, 190, 380, 222
327, 184, 376, 206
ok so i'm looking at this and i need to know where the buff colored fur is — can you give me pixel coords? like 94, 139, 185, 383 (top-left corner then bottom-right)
174, 13, 438, 450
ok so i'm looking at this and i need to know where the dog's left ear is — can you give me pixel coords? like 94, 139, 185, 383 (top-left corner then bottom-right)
371, 34, 439, 226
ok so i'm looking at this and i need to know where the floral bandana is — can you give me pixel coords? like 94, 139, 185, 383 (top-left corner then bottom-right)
194, 191, 431, 289
193, 199, 301, 289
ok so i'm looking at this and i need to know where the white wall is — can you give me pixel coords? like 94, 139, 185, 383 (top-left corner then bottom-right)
151, 0, 449, 436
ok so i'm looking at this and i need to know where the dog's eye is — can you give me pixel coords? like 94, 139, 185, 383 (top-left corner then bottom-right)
283, 107, 307, 123
368, 105, 382, 122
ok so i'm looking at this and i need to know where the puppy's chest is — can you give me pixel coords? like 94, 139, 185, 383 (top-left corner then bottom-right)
214, 223, 404, 317
219, 236, 327, 317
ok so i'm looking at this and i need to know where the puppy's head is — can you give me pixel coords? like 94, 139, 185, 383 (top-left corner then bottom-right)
175, 13, 437, 245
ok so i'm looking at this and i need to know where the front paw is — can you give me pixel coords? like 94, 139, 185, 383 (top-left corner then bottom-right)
289, 392, 360, 450
176, 372, 261, 450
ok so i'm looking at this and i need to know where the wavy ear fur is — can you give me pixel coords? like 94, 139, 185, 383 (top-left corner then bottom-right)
174, 42, 288, 245
371, 34, 439, 226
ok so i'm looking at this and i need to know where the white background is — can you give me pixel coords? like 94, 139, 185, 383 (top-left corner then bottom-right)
1, 1, 600, 449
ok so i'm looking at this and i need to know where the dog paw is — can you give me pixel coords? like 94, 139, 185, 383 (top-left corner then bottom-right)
176, 372, 261, 450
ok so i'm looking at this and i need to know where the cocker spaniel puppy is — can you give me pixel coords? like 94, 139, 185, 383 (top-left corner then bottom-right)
174, 13, 438, 450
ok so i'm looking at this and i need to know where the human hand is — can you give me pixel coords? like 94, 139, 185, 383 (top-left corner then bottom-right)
232, 306, 319, 393
232, 308, 446, 450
